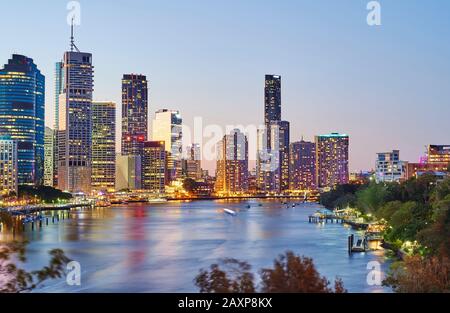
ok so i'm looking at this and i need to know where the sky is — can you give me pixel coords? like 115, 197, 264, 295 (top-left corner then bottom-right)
1, 0, 450, 173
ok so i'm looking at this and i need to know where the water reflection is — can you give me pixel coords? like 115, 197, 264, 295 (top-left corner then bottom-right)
1, 201, 391, 293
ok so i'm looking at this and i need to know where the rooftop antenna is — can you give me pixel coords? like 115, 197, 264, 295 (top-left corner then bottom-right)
70, 17, 80, 52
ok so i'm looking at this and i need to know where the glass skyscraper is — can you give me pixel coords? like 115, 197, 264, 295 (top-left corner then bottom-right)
0, 54, 45, 185
264, 75, 281, 128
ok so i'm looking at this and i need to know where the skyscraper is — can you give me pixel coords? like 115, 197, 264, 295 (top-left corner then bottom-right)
256, 127, 274, 193
215, 129, 249, 196
152, 109, 182, 182
183, 144, 202, 180
57, 35, 94, 193
0, 54, 45, 185
44, 127, 54, 187
315, 133, 349, 189
264, 75, 281, 128
92, 101, 116, 192
121, 74, 148, 157
289, 140, 316, 191
142, 141, 167, 194
53, 61, 64, 187
270, 120, 290, 193
0, 137, 18, 196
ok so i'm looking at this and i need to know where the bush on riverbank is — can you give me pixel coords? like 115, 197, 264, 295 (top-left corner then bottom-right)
195, 251, 346, 293
18, 186, 72, 204
321, 175, 450, 292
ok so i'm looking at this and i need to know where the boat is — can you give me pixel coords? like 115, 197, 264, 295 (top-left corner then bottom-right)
224, 209, 237, 216
148, 198, 168, 204
246, 204, 251, 209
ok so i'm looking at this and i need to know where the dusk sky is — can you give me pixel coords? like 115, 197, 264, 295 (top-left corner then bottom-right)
1, 0, 449, 172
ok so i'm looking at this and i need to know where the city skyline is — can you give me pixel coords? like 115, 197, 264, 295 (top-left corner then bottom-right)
1, 1, 449, 174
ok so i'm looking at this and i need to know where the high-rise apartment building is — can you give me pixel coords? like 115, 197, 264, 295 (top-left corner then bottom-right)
0, 138, 18, 196
315, 133, 349, 189
0, 54, 45, 185
289, 140, 316, 191
115, 154, 142, 191
375, 150, 406, 183
152, 109, 182, 182
92, 101, 116, 192
269, 121, 290, 193
215, 129, 249, 195
121, 74, 148, 157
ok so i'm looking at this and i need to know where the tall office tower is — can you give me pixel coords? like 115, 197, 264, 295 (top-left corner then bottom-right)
315, 133, 349, 189
44, 127, 54, 186
428, 145, 450, 164
182, 144, 202, 180
53, 61, 64, 187
57, 30, 94, 193
289, 140, 316, 191
269, 121, 290, 193
115, 154, 142, 191
121, 74, 148, 157
214, 129, 249, 196
152, 109, 182, 182
264, 75, 282, 128
0, 137, 18, 196
142, 141, 167, 194
0, 54, 45, 185
375, 150, 406, 183
91, 101, 116, 192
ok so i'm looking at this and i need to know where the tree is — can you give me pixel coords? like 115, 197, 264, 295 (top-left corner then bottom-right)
18, 186, 72, 203
384, 255, 450, 293
183, 178, 198, 194
195, 251, 346, 293
260, 251, 346, 293
0, 241, 70, 293
356, 183, 388, 213
195, 258, 255, 293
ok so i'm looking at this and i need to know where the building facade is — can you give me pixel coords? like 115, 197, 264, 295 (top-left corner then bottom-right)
0, 54, 45, 185
142, 141, 167, 194
183, 144, 202, 180
44, 127, 54, 186
215, 129, 249, 196
269, 120, 290, 193
57, 50, 94, 193
0, 138, 18, 196
115, 154, 142, 191
152, 109, 182, 182
264, 75, 281, 128
315, 133, 349, 189
121, 74, 148, 157
428, 145, 450, 165
289, 140, 316, 191
92, 101, 116, 192
375, 150, 406, 183
405, 162, 448, 180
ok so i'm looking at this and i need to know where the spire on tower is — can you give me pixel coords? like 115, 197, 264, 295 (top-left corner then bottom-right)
70, 17, 80, 52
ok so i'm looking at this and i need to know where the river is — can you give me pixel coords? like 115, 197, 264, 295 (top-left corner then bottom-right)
0, 200, 391, 293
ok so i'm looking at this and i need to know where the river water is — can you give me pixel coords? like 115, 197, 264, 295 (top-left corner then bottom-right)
1, 200, 391, 293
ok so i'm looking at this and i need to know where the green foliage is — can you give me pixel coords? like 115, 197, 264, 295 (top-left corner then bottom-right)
0, 241, 70, 293
18, 186, 72, 203
356, 182, 388, 213
320, 184, 361, 209
195, 251, 346, 293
